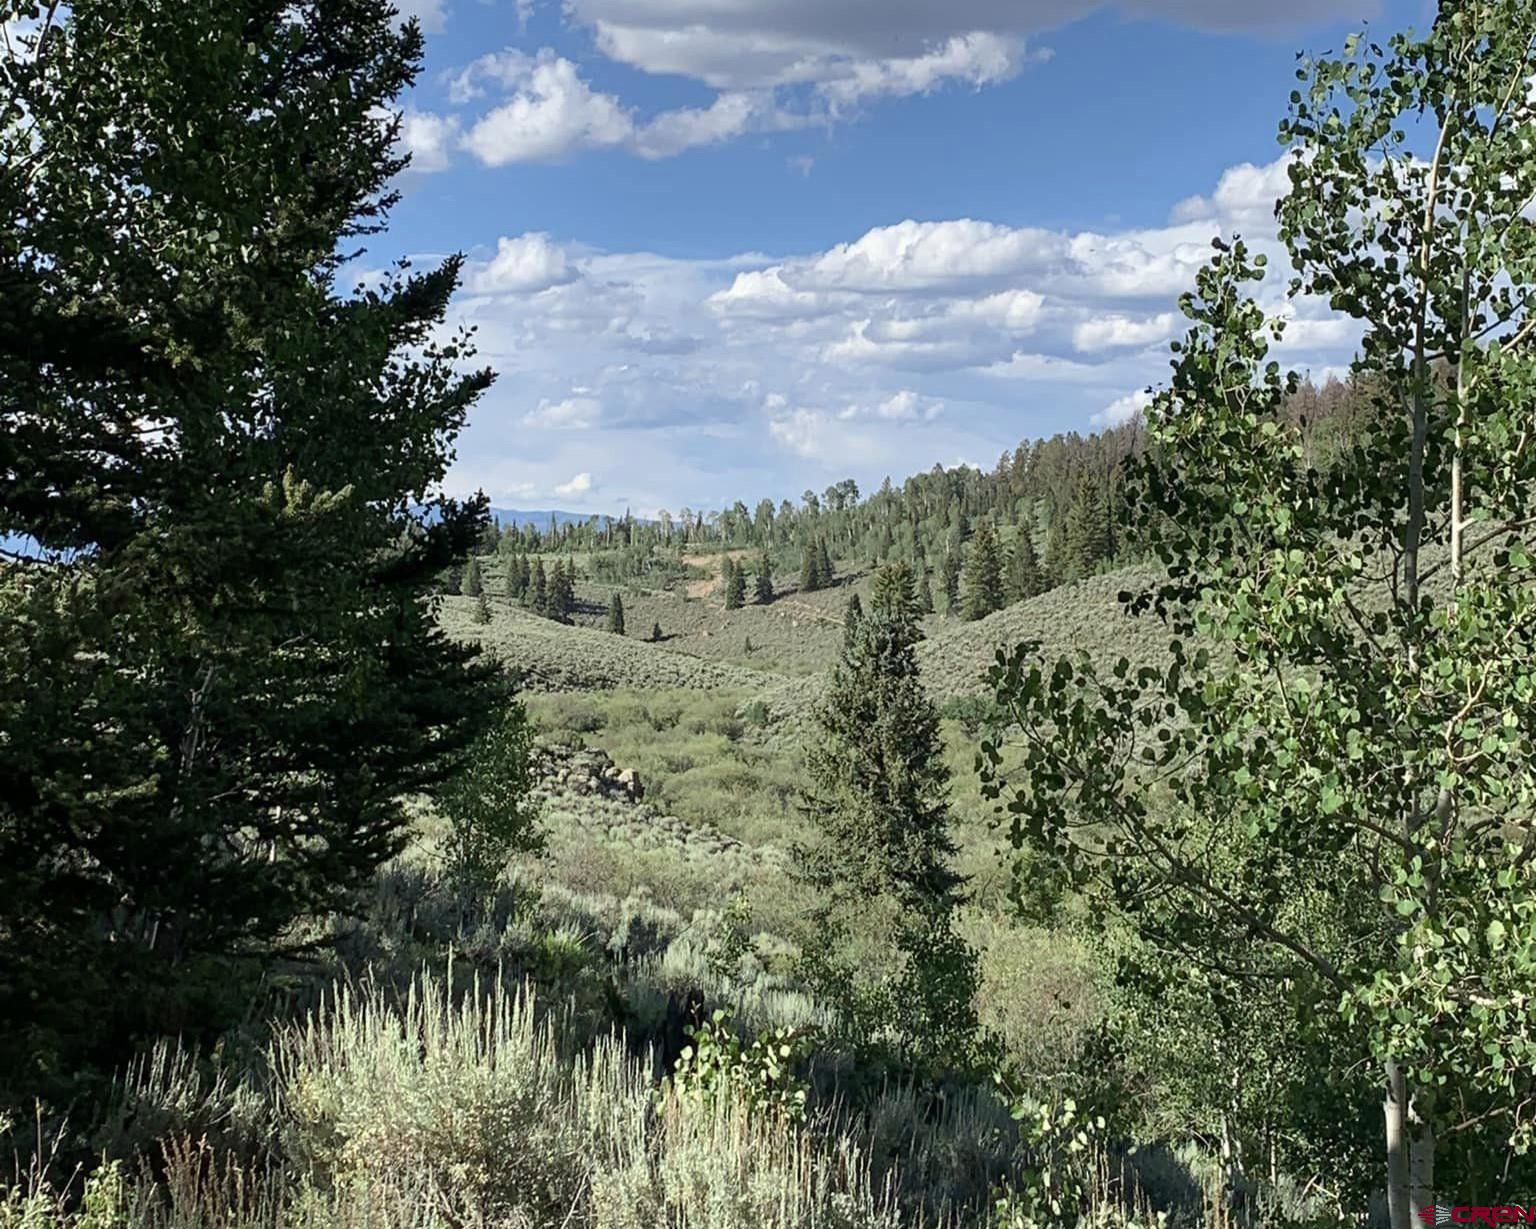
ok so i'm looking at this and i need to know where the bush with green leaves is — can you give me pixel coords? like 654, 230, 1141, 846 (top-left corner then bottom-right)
671, 1009, 814, 1126
436, 702, 542, 905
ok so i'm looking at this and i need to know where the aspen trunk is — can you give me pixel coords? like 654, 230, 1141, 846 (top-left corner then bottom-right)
1385, 1058, 1412, 1229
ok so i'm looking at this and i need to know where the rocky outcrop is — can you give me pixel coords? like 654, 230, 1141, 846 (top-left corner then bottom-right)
533, 742, 645, 802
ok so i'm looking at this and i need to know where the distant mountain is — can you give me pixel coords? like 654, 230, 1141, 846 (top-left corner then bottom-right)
490, 508, 652, 529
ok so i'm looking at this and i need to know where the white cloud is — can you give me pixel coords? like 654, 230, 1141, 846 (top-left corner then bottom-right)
1093, 388, 1154, 427
1073, 311, 1178, 352
470, 233, 579, 294
565, 0, 1374, 92
555, 471, 594, 496
395, 0, 448, 34
524, 396, 602, 429
818, 32, 1033, 109
439, 154, 1361, 510
398, 110, 461, 173
463, 52, 635, 164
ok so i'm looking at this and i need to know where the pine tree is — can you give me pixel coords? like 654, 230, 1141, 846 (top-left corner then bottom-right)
0, 0, 506, 1093
606, 592, 625, 635
796, 563, 975, 1060
504, 554, 527, 601
725, 557, 747, 609
960, 520, 1006, 621
547, 559, 575, 623
461, 553, 484, 598
530, 558, 548, 614
940, 550, 962, 616
754, 554, 774, 604
472, 592, 492, 624
651, 620, 663, 643
800, 545, 821, 592
843, 592, 864, 648
1006, 530, 1043, 601
915, 567, 935, 615
1063, 476, 1112, 581
816, 538, 835, 588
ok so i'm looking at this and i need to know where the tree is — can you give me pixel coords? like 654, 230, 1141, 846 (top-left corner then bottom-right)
0, 0, 503, 1098
914, 567, 935, 615
723, 557, 746, 609
472, 592, 491, 625
755, 554, 774, 604
606, 592, 625, 635
651, 620, 663, 643
529, 558, 548, 614
940, 550, 962, 616
1061, 477, 1111, 581
816, 538, 835, 588
504, 554, 527, 601
800, 545, 822, 592
546, 558, 574, 623
460, 553, 484, 597
1007, 530, 1044, 602
438, 701, 542, 918
960, 519, 1006, 621
797, 563, 975, 1063
985, 9, 1536, 1207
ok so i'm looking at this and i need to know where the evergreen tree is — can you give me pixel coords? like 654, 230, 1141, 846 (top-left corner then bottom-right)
529, 558, 548, 614
461, 553, 484, 598
606, 592, 625, 635
725, 557, 747, 609
843, 593, 864, 648
940, 550, 962, 616
796, 563, 974, 1061
960, 519, 1006, 621
816, 538, 835, 588
504, 554, 527, 601
1006, 529, 1044, 602
915, 567, 935, 615
1063, 476, 1112, 581
547, 558, 575, 623
800, 544, 821, 592
651, 620, 663, 643
754, 554, 774, 604
472, 592, 492, 624
0, 0, 505, 1094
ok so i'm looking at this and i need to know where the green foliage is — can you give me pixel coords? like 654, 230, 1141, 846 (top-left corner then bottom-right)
461, 554, 484, 598
961, 520, 1007, 621
724, 557, 747, 609
671, 1008, 813, 1125
0, 0, 500, 1101
530, 557, 548, 613
1006, 531, 1043, 603
986, 6, 1536, 1204
755, 554, 775, 604
651, 620, 663, 642
546, 559, 575, 623
607, 592, 626, 636
437, 702, 542, 904
797, 563, 976, 1062
472, 592, 492, 624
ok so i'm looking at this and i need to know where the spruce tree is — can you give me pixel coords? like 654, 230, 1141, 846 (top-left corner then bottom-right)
1063, 476, 1112, 581
472, 592, 492, 625
606, 592, 625, 635
816, 538, 835, 588
915, 567, 935, 615
754, 554, 774, 604
461, 553, 484, 598
651, 620, 663, 643
960, 519, 1006, 621
0, 0, 505, 1093
547, 559, 575, 623
724, 557, 747, 609
843, 592, 864, 647
800, 545, 821, 592
530, 558, 548, 613
796, 563, 974, 1061
1006, 529, 1043, 602
940, 550, 962, 616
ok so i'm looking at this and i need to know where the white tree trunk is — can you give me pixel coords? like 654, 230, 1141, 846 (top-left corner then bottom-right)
1385, 1059, 1412, 1229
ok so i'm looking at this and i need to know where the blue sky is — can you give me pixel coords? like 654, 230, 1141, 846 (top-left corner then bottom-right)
370, 0, 1434, 516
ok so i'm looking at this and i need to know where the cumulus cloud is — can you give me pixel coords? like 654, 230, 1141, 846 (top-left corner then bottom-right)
1093, 388, 1154, 427
524, 396, 602, 429
1073, 311, 1178, 352
470, 233, 579, 294
463, 52, 635, 164
398, 110, 461, 173
566, 0, 1373, 91
555, 471, 594, 496
440, 154, 1360, 511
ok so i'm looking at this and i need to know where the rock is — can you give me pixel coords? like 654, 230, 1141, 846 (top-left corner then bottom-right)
617, 768, 643, 800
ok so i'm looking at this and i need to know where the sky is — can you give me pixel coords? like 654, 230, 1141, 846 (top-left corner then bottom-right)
370, 0, 1438, 517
